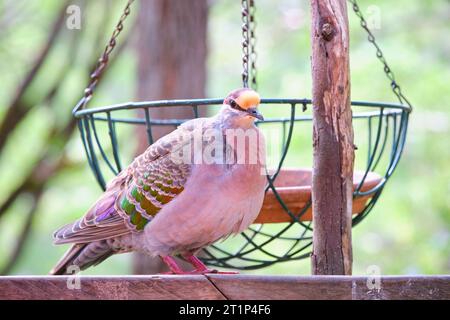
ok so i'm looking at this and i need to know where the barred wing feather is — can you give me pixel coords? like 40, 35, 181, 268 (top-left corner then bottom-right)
53, 118, 209, 244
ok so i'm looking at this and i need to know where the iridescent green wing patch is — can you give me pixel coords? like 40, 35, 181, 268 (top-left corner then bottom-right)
120, 192, 149, 231
119, 159, 190, 232
117, 121, 199, 232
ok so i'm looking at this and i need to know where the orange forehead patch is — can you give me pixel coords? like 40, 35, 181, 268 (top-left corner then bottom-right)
235, 90, 261, 110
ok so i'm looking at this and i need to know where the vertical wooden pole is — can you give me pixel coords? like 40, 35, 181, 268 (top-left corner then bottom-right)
310, 0, 354, 275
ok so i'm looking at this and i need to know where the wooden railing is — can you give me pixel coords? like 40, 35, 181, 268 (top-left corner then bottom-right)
0, 275, 448, 300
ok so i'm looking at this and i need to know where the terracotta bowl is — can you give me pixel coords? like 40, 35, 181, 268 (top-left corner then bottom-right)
254, 168, 382, 224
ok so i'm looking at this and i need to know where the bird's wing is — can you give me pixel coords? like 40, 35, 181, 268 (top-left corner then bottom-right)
53, 118, 210, 244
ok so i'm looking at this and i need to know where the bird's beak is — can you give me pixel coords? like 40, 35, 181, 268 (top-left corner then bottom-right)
247, 107, 264, 121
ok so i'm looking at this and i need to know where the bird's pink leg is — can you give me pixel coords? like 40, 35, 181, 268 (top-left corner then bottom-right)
160, 256, 189, 274
184, 254, 238, 275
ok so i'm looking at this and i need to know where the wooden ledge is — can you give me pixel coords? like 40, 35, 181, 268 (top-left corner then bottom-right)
0, 275, 448, 300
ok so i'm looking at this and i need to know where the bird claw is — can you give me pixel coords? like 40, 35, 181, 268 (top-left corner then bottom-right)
191, 268, 239, 275
159, 271, 193, 275
159, 269, 239, 275
159, 255, 238, 275
159, 271, 180, 275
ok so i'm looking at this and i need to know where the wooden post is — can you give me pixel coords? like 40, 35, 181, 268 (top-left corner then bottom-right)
310, 0, 354, 275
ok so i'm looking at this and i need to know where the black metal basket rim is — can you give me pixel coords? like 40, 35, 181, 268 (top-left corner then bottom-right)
88, 108, 403, 126
73, 98, 412, 118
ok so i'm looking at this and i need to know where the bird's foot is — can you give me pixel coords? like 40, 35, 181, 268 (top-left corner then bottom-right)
160, 269, 238, 275
191, 269, 239, 275
160, 270, 197, 275
160, 256, 187, 274
183, 254, 238, 275
160, 255, 238, 275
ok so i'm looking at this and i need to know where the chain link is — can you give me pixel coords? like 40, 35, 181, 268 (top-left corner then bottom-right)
241, 0, 257, 89
78, 0, 409, 111
82, 0, 135, 105
348, 0, 412, 109
249, 0, 257, 89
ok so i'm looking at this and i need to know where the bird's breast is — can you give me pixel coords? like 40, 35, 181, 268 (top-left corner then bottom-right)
141, 126, 267, 256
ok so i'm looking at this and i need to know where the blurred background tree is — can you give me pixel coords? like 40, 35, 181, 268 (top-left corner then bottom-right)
133, 0, 208, 274
0, 0, 448, 275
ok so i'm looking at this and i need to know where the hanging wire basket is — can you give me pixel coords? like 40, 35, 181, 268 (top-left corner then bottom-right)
73, 98, 410, 269
72, 0, 412, 270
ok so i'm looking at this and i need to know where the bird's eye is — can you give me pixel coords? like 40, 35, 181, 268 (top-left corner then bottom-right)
229, 99, 237, 108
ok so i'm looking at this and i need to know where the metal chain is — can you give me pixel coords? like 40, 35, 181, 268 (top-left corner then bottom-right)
241, 0, 257, 89
77, 0, 408, 111
241, 0, 250, 88
348, 0, 412, 109
249, 0, 257, 89
82, 0, 135, 105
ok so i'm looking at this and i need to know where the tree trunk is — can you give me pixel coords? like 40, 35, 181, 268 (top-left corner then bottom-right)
310, 0, 354, 275
133, 0, 208, 274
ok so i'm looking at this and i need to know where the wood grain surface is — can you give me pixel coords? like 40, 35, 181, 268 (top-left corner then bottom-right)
0, 275, 448, 300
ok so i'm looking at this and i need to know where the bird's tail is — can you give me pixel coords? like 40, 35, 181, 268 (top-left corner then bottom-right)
49, 241, 114, 275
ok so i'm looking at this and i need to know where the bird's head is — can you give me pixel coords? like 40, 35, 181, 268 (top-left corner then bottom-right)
222, 88, 263, 124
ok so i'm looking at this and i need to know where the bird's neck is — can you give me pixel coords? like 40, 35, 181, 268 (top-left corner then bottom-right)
217, 108, 256, 130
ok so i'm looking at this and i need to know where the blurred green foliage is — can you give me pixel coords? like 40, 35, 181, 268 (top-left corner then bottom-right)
0, 0, 448, 275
